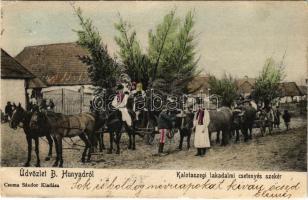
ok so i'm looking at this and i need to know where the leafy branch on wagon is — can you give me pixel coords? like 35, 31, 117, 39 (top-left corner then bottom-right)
114, 9, 200, 95
114, 14, 152, 90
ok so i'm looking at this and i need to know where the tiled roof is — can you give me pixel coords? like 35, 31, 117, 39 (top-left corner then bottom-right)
15, 42, 91, 86
1, 49, 34, 79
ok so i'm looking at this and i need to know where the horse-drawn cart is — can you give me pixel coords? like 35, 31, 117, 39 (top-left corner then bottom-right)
134, 110, 159, 145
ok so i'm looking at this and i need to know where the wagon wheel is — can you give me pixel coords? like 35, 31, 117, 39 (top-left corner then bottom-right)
145, 120, 156, 145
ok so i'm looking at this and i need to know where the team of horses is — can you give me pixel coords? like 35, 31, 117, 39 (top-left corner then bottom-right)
9, 99, 273, 168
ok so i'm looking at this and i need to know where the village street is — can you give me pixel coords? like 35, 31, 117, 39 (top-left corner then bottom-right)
1, 116, 306, 171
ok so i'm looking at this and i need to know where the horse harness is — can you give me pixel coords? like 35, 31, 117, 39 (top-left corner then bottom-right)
58, 116, 83, 130
55, 113, 94, 130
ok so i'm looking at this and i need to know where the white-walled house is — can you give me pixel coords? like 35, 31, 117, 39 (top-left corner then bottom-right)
15, 43, 95, 114
1, 49, 35, 109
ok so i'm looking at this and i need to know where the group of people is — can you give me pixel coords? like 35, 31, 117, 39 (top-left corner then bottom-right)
272, 106, 292, 130
101, 80, 295, 158
28, 98, 55, 112
257, 105, 292, 131
110, 80, 212, 157
2, 98, 56, 122
156, 103, 210, 157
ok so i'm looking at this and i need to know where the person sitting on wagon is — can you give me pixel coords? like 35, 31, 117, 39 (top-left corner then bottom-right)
48, 99, 55, 111
130, 81, 137, 93
112, 84, 132, 127
157, 106, 173, 156
132, 82, 145, 121
40, 99, 48, 112
193, 103, 211, 157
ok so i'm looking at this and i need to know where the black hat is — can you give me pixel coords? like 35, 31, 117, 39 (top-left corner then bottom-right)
116, 84, 124, 90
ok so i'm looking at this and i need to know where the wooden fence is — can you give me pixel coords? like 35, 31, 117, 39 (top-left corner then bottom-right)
43, 88, 93, 115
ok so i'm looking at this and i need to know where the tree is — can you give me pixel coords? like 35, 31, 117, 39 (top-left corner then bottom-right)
162, 10, 200, 93
208, 74, 238, 107
113, 9, 199, 94
114, 15, 152, 89
251, 57, 285, 108
74, 7, 120, 95
148, 9, 180, 83
148, 10, 199, 95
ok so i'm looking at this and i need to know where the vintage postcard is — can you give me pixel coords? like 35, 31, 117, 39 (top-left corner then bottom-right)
0, 1, 307, 198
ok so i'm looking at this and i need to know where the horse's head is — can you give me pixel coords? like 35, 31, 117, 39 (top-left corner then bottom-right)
232, 108, 244, 125
10, 105, 25, 130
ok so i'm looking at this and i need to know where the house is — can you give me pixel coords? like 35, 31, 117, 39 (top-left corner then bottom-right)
188, 75, 256, 97
187, 75, 210, 94
1, 49, 35, 109
278, 82, 303, 103
15, 42, 94, 114
235, 76, 256, 97
15, 42, 92, 88
298, 85, 307, 100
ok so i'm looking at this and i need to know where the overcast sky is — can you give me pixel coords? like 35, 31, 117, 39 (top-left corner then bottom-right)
1, 1, 307, 84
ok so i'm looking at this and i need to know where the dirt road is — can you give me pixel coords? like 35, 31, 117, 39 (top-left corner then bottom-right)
1, 117, 306, 171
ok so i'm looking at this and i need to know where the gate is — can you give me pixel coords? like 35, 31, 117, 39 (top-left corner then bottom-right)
43, 88, 92, 115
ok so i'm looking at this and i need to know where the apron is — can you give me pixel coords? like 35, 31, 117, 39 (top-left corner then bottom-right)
194, 109, 211, 148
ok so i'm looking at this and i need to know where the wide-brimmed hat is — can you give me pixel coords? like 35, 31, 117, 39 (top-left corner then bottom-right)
116, 84, 124, 90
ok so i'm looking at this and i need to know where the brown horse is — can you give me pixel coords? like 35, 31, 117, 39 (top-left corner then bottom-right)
30, 111, 96, 167
9, 105, 53, 167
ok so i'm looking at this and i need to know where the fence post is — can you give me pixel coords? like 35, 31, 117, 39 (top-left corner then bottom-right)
62, 88, 65, 114
80, 86, 84, 113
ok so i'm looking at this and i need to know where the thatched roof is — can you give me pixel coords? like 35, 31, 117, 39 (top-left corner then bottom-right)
187, 75, 210, 94
298, 85, 307, 96
236, 77, 256, 94
15, 42, 91, 86
278, 82, 303, 97
1, 49, 34, 79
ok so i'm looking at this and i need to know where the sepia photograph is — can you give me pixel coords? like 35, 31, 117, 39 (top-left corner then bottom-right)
1, 1, 307, 174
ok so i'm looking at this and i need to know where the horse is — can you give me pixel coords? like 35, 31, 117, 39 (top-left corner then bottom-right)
238, 106, 257, 142
106, 109, 137, 154
30, 111, 96, 167
91, 110, 108, 152
231, 109, 242, 143
208, 107, 233, 146
175, 110, 194, 150
9, 105, 53, 167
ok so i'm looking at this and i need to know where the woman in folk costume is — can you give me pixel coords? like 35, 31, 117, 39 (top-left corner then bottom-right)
193, 104, 211, 157
132, 82, 145, 121
112, 84, 132, 127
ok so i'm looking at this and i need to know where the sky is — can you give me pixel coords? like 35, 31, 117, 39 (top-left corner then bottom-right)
1, 1, 307, 84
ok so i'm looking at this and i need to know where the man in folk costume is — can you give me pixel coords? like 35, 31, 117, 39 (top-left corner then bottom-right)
157, 106, 173, 155
193, 104, 211, 157
112, 84, 132, 127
